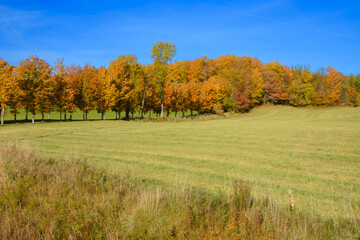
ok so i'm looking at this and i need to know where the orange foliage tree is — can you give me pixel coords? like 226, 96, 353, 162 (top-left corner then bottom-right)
2, 47, 360, 125
50, 58, 75, 121
16, 55, 52, 123
326, 66, 342, 105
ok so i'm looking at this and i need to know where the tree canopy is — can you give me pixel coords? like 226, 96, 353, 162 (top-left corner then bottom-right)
1, 44, 359, 124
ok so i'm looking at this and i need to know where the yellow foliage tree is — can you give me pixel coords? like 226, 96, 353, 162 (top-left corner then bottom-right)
0, 58, 14, 125
92, 67, 116, 120
249, 68, 264, 106
326, 66, 342, 105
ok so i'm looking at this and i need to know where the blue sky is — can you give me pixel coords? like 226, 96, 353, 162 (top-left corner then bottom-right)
0, 0, 359, 74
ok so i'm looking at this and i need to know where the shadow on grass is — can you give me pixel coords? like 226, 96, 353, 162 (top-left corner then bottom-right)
2, 114, 226, 125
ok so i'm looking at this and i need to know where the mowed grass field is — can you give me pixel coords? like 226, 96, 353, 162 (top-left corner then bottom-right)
1, 106, 359, 220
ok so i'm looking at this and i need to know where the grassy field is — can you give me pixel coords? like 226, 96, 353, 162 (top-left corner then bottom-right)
3, 146, 356, 239
1, 106, 359, 220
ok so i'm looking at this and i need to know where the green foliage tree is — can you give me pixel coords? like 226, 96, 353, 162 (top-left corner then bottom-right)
288, 67, 315, 106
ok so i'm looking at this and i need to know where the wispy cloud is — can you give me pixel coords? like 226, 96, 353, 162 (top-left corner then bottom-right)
217, 3, 360, 41
0, 6, 48, 44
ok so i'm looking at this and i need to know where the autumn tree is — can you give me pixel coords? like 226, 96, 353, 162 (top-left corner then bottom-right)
0, 58, 14, 125
312, 68, 328, 105
186, 79, 201, 116
92, 66, 116, 120
348, 74, 359, 90
151, 41, 176, 117
50, 58, 75, 121
7, 71, 22, 123
36, 77, 52, 121
71, 64, 97, 120
65, 65, 81, 120
168, 60, 191, 84
164, 82, 175, 117
355, 74, 360, 90
188, 56, 212, 82
249, 68, 264, 107
166, 61, 191, 117
108, 55, 139, 119
16, 55, 52, 123
346, 74, 360, 106
143, 84, 161, 118
125, 59, 142, 119
326, 66, 342, 105
262, 62, 285, 104
201, 75, 231, 113
288, 67, 315, 106
214, 56, 259, 111
136, 64, 154, 118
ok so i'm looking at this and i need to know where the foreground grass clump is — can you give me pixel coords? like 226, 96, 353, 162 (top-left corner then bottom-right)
0, 145, 358, 239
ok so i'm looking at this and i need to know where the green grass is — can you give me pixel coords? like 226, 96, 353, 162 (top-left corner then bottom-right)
1, 106, 359, 220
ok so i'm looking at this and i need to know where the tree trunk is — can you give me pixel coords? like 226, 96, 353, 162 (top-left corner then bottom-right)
25, 111, 28, 121
263, 93, 268, 105
125, 107, 130, 119
64, 112, 67, 121
0, 107, 4, 125
14, 113, 17, 123
175, 111, 177, 117
182, 111, 185, 117
32, 111, 35, 124
42, 113, 44, 122
60, 112, 62, 122
160, 94, 164, 118
118, 112, 121, 120
70, 113, 72, 120
83, 112, 85, 120
48, 111, 51, 120
141, 90, 147, 118
102, 112, 105, 120
86, 112, 88, 120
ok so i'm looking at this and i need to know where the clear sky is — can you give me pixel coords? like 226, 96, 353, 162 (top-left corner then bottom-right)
1, 0, 359, 74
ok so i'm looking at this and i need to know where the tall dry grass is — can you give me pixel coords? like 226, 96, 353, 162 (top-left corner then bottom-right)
0, 145, 358, 239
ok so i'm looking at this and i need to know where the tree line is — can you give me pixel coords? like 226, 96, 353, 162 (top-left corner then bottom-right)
1, 41, 360, 125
